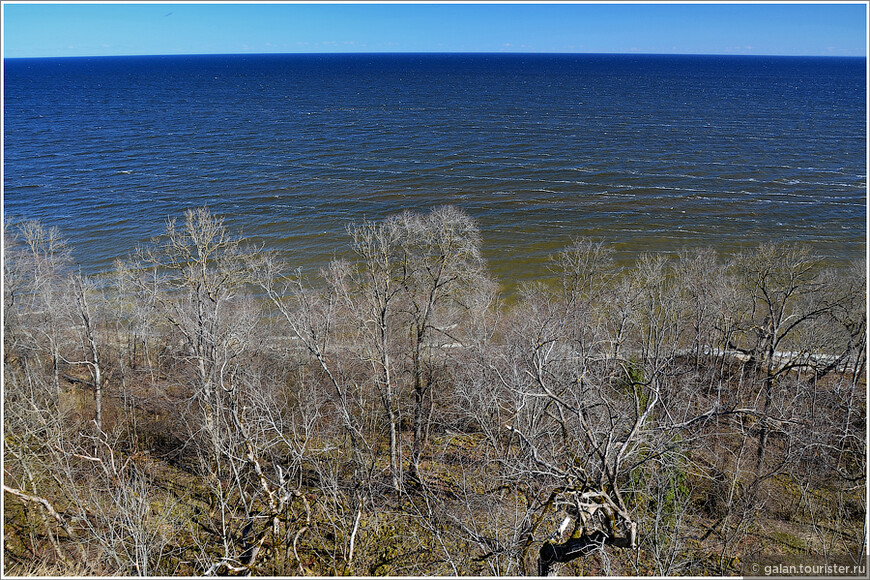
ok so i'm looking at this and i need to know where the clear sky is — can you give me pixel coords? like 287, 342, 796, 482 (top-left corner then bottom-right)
2, 2, 867, 59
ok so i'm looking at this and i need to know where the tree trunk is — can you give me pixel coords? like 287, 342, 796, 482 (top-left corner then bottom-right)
538, 528, 636, 576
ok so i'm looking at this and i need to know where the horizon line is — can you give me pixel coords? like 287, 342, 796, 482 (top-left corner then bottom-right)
4, 50, 867, 61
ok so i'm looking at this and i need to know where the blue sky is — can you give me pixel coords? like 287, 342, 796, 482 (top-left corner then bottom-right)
2, 2, 867, 59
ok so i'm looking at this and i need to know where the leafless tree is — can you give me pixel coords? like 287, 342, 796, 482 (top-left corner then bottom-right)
62, 273, 108, 429
4, 220, 73, 399
730, 244, 859, 470
392, 206, 492, 482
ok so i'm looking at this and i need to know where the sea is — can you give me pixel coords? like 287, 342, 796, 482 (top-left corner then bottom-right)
3, 53, 866, 288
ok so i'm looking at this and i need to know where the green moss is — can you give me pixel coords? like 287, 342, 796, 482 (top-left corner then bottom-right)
770, 528, 809, 553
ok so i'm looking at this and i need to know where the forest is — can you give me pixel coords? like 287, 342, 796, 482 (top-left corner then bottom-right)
2, 206, 866, 576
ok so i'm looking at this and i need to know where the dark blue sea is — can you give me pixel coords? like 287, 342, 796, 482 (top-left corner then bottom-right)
3, 53, 866, 286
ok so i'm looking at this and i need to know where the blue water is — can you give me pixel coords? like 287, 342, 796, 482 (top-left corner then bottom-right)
3, 53, 866, 286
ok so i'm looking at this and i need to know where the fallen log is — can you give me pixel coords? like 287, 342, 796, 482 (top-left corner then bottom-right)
538, 528, 636, 576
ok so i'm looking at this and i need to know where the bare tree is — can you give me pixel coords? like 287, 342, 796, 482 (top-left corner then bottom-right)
121, 208, 258, 439
4, 220, 73, 399
730, 244, 853, 470
63, 273, 107, 429
393, 206, 492, 482
343, 215, 407, 492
